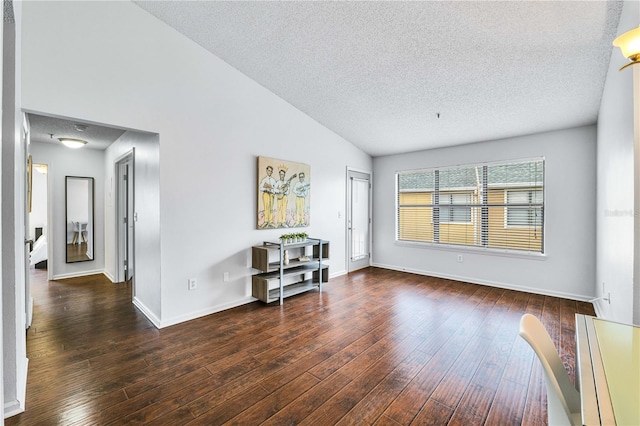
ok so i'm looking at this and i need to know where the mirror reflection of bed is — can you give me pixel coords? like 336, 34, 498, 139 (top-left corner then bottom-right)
30, 227, 47, 269
29, 164, 49, 272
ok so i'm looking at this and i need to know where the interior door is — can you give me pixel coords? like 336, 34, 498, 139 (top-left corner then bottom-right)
23, 114, 33, 328
116, 152, 134, 283
347, 170, 371, 272
126, 158, 134, 281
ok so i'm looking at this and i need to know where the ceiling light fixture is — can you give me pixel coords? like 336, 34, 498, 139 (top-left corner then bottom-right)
58, 138, 88, 149
613, 26, 640, 71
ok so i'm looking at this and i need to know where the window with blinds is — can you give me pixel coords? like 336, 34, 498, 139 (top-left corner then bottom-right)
397, 158, 544, 253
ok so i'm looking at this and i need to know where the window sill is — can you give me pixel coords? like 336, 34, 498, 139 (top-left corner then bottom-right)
394, 239, 547, 261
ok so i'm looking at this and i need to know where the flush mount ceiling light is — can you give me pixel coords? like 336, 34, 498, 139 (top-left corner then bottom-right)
58, 138, 88, 149
613, 26, 640, 71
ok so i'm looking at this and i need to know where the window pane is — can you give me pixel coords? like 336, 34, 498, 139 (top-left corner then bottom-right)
488, 206, 542, 251
532, 190, 543, 204
398, 171, 435, 192
488, 161, 544, 187
438, 192, 471, 223
397, 159, 544, 253
507, 191, 528, 204
451, 207, 471, 223
440, 167, 478, 190
506, 189, 543, 227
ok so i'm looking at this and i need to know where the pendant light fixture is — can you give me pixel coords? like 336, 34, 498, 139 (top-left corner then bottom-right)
613, 26, 640, 71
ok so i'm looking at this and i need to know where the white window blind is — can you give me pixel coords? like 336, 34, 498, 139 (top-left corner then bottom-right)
506, 190, 543, 227
440, 193, 472, 223
397, 158, 544, 253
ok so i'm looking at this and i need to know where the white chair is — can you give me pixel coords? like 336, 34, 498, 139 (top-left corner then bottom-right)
519, 314, 582, 426
71, 221, 80, 244
78, 222, 88, 243
72, 221, 88, 244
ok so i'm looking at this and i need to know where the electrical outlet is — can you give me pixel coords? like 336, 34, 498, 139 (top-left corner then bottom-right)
457, 254, 463, 263
188, 278, 197, 290
223, 272, 229, 282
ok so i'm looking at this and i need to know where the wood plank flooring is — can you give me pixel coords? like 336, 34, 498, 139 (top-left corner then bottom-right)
7, 267, 595, 425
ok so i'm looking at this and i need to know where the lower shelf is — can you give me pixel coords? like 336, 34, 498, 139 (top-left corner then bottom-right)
252, 265, 328, 303
268, 280, 319, 303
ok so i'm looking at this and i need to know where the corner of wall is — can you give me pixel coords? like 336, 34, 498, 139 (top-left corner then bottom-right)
132, 297, 161, 329
3, 356, 27, 419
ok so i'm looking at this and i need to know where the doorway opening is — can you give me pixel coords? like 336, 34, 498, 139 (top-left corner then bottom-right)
347, 168, 372, 272
29, 162, 49, 273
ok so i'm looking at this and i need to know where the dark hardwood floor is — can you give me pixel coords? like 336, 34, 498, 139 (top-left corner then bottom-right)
8, 267, 595, 425
66, 243, 90, 262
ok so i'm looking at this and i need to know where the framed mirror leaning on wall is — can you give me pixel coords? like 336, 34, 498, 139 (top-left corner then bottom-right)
65, 176, 94, 263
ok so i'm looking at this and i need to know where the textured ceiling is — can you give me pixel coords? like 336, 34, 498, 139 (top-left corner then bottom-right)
25, 3, 626, 157
134, 1, 623, 157
28, 113, 126, 150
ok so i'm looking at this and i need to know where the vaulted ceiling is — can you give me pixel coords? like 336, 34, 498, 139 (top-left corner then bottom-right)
133, 1, 623, 156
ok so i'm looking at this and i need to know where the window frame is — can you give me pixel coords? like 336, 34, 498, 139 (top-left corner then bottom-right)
396, 157, 545, 254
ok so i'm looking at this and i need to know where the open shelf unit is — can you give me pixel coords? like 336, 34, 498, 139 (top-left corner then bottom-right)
251, 238, 329, 304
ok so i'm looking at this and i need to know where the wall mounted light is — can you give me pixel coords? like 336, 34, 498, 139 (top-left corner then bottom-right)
58, 138, 88, 149
613, 26, 640, 71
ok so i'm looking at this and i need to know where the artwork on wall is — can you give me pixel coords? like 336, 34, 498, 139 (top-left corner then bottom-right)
257, 156, 310, 229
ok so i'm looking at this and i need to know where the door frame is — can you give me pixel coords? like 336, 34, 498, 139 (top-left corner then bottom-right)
114, 149, 135, 287
22, 114, 33, 328
346, 167, 372, 272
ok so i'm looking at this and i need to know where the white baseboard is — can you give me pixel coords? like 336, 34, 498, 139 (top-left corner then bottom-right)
132, 297, 161, 328
4, 357, 28, 419
26, 296, 33, 329
103, 270, 116, 283
52, 269, 105, 280
146, 270, 348, 329
159, 296, 257, 329
329, 269, 347, 279
4, 400, 22, 419
371, 262, 596, 303
156, 270, 360, 329
592, 300, 605, 318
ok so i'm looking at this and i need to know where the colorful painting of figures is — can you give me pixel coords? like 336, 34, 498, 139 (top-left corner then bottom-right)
257, 156, 310, 229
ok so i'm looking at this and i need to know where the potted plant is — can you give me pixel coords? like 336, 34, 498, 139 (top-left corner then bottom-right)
280, 233, 294, 244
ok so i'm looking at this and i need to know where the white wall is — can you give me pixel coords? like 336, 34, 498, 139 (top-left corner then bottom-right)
372, 126, 597, 300
104, 130, 161, 323
1, 3, 18, 413
2, 0, 25, 417
596, 1, 639, 323
29, 164, 47, 239
21, 1, 371, 327
30, 142, 105, 279
0, 4, 5, 418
